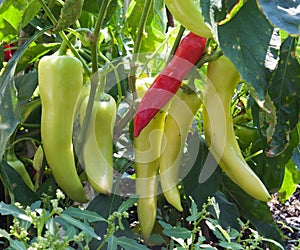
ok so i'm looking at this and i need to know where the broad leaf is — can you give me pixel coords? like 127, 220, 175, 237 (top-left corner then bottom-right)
0, 160, 39, 205
53, 0, 84, 33
216, 0, 280, 99
0, 27, 51, 158
251, 113, 299, 193
16, 43, 60, 73
209, 192, 240, 230
267, 37, 300, 156
222, 178, 283, 245
277, 158, 300, 202
183, 138, 223, 206
15, 71, 38, 105
258, 0, 300, 35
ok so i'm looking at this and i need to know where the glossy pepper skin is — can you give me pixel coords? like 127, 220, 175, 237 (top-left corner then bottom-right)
202, 56, 271, 202
134, 79, 168, 240
164, 0, 212, 38
38, 55, 87, 203
80, 94, 116, 195
160, 85, 201, 211
134, 32, 206, 137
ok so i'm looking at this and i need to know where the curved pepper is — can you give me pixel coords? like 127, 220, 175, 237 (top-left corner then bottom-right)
202, 55, 271, 202
134, 106, 167, 241
164, 0, 212, 38
159, 85, 201, 211
38, 55, 87, 203
80, 94, 116, 195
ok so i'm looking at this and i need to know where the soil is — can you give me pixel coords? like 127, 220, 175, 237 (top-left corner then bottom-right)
268, 185, 300, 249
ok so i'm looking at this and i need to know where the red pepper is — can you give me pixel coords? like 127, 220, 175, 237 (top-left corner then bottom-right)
134, 32, 206, 137
4, 44, 14, 62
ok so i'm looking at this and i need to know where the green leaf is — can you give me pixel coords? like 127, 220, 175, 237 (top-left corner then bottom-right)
292, 144, 300, 168
107, 235, 118, 250
210, 192, 240, 230
218, 241, 243, 250
52, 0, 84, 33
251, 107, 299, 193
59, 213, 101, 240
63, 207, 107, 223
15, 71, 38, 105
0, 160, 39, 205
20, 98, 41, 124
186, 199, 201, 222
205, 218, 229, 242
126, 0, 166, 53
257, 0, 300, 35
217, 0, 280, 99
16, 43, 60, 73
277, 158, 300, 202
267, 37, 300, 156
162, 226, 192, 240
0, 27, 51, 159
117, 195, 139, 213
0, 0, 41, 41
222, 178, 284, 244
117, 236, 149, 250
183, 138, 223, 206
0, 201, 32, 222
20, 0, 41, 30
87, 194, 136, 250
0, 229, 27, 250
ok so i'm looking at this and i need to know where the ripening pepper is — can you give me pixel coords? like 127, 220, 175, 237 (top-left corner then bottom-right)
80, 94, 116, 195
202, 55, 271, 202
159, 85, 201, 211
164, 0, 212, 38
134, 32, 206, 137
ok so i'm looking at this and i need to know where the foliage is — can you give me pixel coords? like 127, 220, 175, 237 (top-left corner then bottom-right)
0, 0, 299, 248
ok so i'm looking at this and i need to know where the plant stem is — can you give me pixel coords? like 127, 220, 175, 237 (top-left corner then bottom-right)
167, 25, 185, 62
38, 0, 90, 75
90, 0, 112, 74
128, 0, 153, 93
77, 0, 112, 159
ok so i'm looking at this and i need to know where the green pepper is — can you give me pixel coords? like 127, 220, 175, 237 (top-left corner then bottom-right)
202, 55, 270, 202
5, 148, 34, 190
164, 0, 212, 38
159, 85, 201, 211
80, 94, 116, 195
135, 110, 167, 241
134, 79, 168, 240
38, 55, 87, 203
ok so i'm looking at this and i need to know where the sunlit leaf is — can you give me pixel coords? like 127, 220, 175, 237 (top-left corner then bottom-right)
258, 0, 300, 35
267, 37, 300, 156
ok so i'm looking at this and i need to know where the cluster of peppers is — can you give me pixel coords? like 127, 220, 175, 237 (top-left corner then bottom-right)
35, 0, 271, 242
134, 34, 271, 240
38, 55, 116, 203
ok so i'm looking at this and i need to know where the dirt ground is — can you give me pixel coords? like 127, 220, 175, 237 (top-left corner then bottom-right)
268, 186, 300, 249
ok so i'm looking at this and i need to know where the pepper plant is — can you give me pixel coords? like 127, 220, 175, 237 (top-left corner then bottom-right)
0, 0, 299, 249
